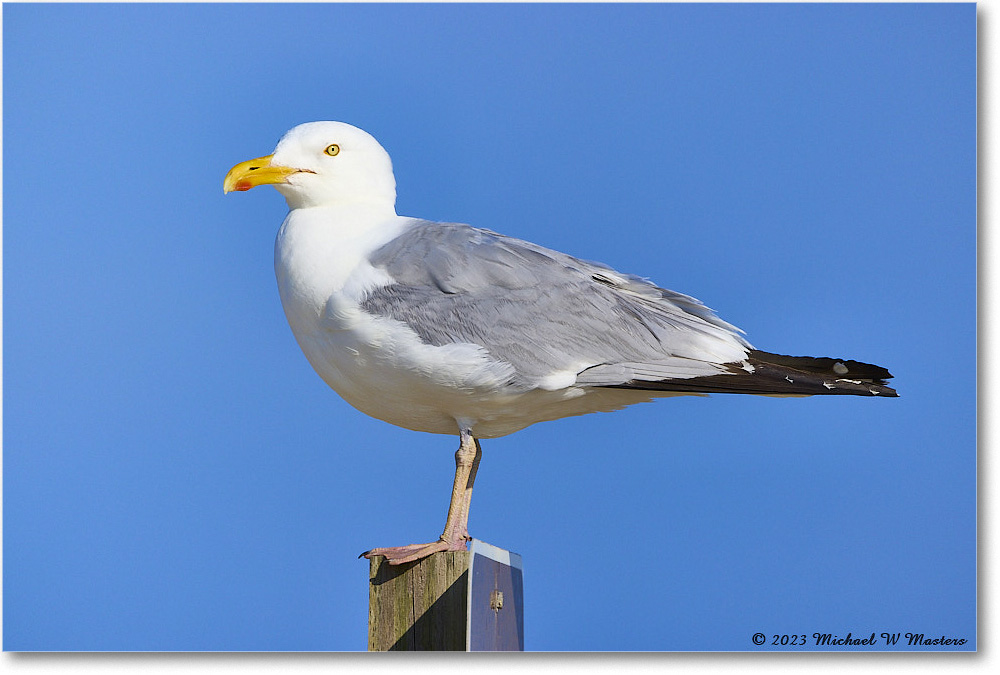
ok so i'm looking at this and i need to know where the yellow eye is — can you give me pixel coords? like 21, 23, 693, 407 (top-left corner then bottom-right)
324, 144, 340, 157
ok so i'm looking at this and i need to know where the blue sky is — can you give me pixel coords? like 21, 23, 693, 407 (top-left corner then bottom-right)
3, 3, 975, 652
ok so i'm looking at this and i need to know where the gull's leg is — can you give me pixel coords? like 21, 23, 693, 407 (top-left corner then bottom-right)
362, 430, 481, 565
453, 434, 482, 543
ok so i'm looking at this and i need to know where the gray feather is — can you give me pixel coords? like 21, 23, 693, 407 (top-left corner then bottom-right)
361, 221, 750, 388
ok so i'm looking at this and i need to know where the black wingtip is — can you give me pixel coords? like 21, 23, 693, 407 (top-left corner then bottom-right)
604, 350, 899, 397
749, 350, 895, 384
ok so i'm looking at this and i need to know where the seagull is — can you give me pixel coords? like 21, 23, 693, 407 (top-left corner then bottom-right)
225, 121, 897, 565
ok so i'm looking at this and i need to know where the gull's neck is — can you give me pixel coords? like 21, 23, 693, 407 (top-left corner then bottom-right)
289, 201, 400, 233
275, 200, 410, 312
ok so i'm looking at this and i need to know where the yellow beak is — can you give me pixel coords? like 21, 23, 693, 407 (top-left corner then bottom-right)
223, 154, 306, 193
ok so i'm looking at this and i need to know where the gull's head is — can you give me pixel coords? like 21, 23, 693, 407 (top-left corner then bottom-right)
224, 121, 397, 211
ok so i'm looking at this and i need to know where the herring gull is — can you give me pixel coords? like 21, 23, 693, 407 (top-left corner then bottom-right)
224, 121, 897, 564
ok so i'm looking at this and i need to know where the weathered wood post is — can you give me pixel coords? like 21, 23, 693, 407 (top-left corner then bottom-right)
368, 540, 523, 651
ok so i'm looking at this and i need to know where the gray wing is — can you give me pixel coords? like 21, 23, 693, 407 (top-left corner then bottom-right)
362, 221, 752, 391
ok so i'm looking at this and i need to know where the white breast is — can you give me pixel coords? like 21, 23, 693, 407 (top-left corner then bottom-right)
273, 207, 517, 435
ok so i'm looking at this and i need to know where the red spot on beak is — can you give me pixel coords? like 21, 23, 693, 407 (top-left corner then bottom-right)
234, 180, 253, 192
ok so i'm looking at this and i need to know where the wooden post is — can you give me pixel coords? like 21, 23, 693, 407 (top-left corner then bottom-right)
368, 542, 524, 651
368, 551, 470, 651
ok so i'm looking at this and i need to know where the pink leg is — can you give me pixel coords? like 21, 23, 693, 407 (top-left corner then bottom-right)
362, 430, 482, 565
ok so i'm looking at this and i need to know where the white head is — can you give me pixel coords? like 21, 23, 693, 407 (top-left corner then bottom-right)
224, 121, 397, 212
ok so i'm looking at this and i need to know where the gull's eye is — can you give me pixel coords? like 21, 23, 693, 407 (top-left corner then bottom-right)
324, 144, 340, 157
